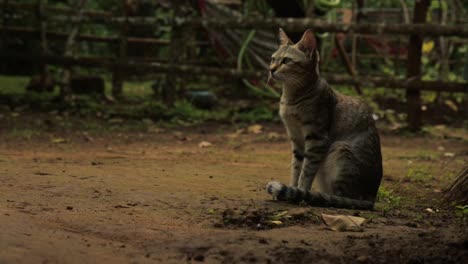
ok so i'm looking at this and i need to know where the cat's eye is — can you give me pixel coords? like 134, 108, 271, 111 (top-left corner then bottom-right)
282, 58, 293, 64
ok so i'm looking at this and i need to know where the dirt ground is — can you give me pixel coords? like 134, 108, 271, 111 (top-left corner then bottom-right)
0, 118, 467, 264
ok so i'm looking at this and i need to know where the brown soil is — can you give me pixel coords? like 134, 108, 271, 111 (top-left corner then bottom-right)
0, 119, 467, 263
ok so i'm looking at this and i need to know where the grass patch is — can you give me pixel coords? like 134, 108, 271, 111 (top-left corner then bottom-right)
7, 128, 42, 140
454, 205, 468, 223
404, 165, 433, 183
376, 186, 403, 214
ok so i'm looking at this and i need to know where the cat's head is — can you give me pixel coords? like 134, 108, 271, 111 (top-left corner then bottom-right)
269, 29, 320, 86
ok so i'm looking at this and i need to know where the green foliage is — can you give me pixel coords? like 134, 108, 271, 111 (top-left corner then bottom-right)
376, 186, 403, 214
230, 105, 277, 123
454, 205, 468, 222
404, 165, 433, 183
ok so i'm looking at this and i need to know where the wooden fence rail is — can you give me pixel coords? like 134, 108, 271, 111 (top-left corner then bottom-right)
1, 0, 468, 131
179, 17, 468, 37
1, 54, 466, 93
1, 26, 171, 45
2, 1, 468, 37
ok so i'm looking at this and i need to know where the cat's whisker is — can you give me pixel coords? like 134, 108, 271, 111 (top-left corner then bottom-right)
266, 72, 272, 87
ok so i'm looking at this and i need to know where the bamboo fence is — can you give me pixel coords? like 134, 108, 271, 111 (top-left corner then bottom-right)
1, 0, 467, 129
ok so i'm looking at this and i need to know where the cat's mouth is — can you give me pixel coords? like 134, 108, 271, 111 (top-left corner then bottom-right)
268, 72, 284, 83
267, 72, 280, 86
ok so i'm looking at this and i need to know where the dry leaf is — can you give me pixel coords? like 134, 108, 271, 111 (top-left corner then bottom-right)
267, 132, 281, 140
444, 100, 458, 112
198, 141, 213, 148
269, 220, 283, 225
51, 138, 67, 144
247, 124, 263, 134
443, 152, 455, 157
321, 213, 366, 232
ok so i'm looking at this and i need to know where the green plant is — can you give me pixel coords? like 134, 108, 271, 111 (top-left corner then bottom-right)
376, 186, 403, 214
405, 165, 432, 183
454, 205, 468, 222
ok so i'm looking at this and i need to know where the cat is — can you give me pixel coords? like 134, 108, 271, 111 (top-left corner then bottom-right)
266, 29, 383, 210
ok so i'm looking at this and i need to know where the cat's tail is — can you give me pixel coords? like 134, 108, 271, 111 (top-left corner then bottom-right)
266, 181, 374, 210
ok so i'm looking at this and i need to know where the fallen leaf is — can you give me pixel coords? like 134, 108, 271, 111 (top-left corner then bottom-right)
148, 127, 165, 133
271, 211, 289, 220
444, 99, 458, 112
267, 132, 281, 140
269, 220, 283, 225
321, 213, 366, 232
247, 124, 263, 134
198, 141, 213, 148
51, 138, 67, 144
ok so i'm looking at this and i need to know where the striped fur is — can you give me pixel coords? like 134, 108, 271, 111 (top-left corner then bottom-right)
267, 29, 382, 211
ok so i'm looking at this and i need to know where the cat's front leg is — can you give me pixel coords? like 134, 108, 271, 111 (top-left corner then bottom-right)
290, 140, 304, 187
298, 125, 329, 190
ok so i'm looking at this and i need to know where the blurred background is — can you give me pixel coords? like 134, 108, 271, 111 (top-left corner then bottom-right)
0, 0, 467, 131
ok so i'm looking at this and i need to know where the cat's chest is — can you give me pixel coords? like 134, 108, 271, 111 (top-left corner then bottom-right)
279, 104, 304, 140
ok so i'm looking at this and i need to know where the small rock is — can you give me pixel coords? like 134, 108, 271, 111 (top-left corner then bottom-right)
198, 141, 213, 148
425, 208, 435, 214
66, 206, 73, 210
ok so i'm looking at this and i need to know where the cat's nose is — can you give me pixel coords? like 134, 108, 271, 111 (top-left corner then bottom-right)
269, 64, 277, 74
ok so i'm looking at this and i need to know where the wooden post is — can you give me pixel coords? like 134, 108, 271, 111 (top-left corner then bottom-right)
112, 0, 128, 99
1, 0, 9, 53
165, 0, 186, 106
60, 0, 87, 99
37, 0, 48, 83
335, 35, 362, 95
405, 0, 430, 131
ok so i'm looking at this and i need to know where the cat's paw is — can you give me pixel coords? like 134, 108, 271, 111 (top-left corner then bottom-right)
266, 181, 284, 199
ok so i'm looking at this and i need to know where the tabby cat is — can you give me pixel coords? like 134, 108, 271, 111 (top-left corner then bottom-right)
266, 29, 382, 210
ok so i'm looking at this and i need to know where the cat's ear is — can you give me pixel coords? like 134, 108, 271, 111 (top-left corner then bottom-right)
297, 29, 317, 55
278, 28, 292, 46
